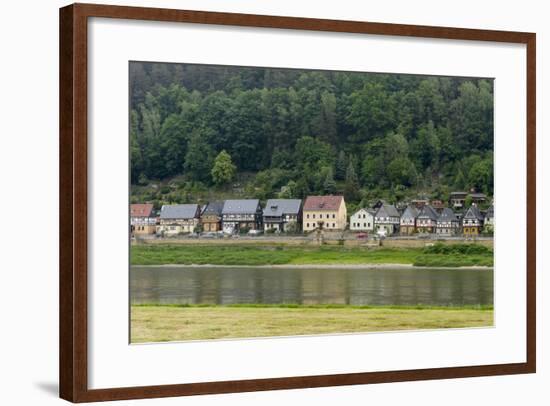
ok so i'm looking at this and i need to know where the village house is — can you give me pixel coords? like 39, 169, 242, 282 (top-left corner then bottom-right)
449, 191, 468, 209
262, 199, 302, 232
436, 207, 460, 235
222, 199, 262, 234
303, 195, 347, 232
431, 200, 445, 213
130, 203, 157, 235
470, 192, 487, 205
411, 198, 429, 209
201, 201, 224, 232
350, 208, 375, 232
157, 204, 200, 235
416, 205, 439, 233
374, 204, 400, 235
400, 205, 418, 235
462, 205, 485, 236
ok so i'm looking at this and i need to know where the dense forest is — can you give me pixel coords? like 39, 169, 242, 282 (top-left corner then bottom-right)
130, 62, 494, 209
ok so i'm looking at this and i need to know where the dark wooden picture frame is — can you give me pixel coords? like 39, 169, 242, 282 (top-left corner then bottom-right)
59, 3, 536, 402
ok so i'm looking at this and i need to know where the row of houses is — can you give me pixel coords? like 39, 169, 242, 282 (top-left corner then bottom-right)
131, 196, 343, 236
131, 195, 494, 237
353, 203, 493, 236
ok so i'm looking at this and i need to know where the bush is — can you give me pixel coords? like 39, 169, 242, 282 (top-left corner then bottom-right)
422, 243, 492, 255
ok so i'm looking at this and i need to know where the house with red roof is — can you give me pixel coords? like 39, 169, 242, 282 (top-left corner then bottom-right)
130, 203, 157, 235
302, 195, 347, 232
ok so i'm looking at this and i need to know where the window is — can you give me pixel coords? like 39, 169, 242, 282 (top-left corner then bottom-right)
306, 223, 309, 228
327, 214, 330, 219
307, 214, 310, 219
313, 214, 316, 219
332, 214, 336, 219
332, 223, 335, 228
363, 223, 366, 227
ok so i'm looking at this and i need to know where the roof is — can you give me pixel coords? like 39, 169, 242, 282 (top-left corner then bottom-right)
203, 201, 224, 216
372, 199, 388, 209
352, 208, 374, 218
417, 205, 439, 221
450, 191, 468, 197
222, 199, 260, 214
375, 204, 400, 218
463, 205, 484, 221
438, 208, 457, 222
263, 199, 302, 217
400, 205, 418, 220
130, 203, 154, 217
485, 205, 494, 218
160, 204, 199, 219
303, 195, 344, 211
470, 193, 487, 199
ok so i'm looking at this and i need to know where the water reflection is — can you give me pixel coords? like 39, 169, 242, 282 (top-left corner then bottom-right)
130, 266, 493, 306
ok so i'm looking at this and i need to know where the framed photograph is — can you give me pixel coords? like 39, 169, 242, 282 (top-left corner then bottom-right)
59, 3, 536, 402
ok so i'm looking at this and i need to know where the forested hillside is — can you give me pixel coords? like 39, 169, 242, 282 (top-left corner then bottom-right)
130, 62, 493, 208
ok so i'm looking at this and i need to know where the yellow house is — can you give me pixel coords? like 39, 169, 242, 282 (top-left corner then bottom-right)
462, 205, 484, 236
303, 195, 347, 232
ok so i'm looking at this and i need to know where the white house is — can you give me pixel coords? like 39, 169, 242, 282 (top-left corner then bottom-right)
350, 208, 374, 231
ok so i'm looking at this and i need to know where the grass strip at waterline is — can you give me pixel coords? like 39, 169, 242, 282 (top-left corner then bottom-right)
130, 243, 494, 268
131, 304, 494, 343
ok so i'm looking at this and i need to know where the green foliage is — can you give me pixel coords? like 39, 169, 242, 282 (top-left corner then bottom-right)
387, 158, 417, 187
323, 167, 337, 194
184, 131, 214, 183
468, 155, 493, 193
422, 243, 492, 255
211, 150, 236, 185
344, 161, 361, 202
129, 62, 494, 198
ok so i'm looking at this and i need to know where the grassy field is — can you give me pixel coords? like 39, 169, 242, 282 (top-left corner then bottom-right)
130, 243, 494, 267
131, 304, 494, 343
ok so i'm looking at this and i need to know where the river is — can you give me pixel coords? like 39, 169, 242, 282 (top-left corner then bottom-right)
130, 266, 493, 306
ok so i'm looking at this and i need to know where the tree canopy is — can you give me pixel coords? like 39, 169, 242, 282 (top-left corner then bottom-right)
130, 62, 494, 205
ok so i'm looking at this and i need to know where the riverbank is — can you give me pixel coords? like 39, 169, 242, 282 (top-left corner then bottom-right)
131, 243, 494, 268
131, 304, 494, 343
136, 263, 492, 270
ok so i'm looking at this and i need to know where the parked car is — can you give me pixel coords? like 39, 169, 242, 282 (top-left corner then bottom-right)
356, 232, 368, 239
248, 229, 263, 236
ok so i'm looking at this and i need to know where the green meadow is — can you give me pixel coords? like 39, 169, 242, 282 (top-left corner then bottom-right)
130, 243, 494, 267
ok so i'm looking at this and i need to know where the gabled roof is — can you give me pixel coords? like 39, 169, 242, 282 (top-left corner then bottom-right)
450, 191, 468, 197
463, 205, 484, 221
351, 208, 374, 218
400, 205, 418, 220
375, 204, 400, 218
160, 204, 199, 219
130, 203, 154, 217
303, 195, 344, 211
203, 201, 224, 216
222, 199, 260, 214
470, 193, 487, 199
263, 199, 302, 217
437, 208, 457, 223
417, 205, 439, 221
